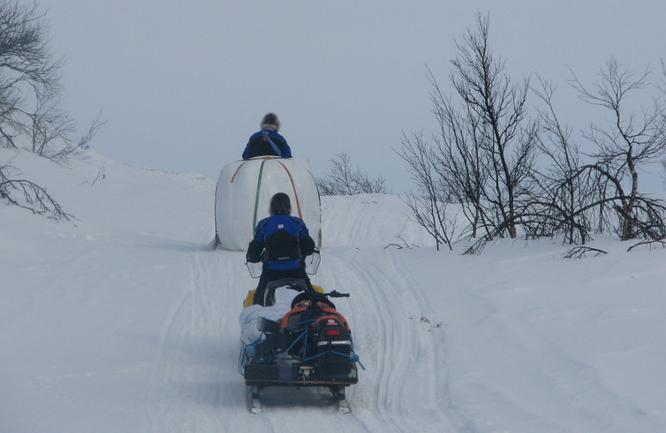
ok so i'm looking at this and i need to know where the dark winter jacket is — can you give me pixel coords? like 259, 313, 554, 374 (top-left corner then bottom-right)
246, 214, 315, 271
242, 128, 292, 160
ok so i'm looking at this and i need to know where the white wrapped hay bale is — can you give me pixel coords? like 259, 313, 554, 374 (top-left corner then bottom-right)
214, 157, 322, 251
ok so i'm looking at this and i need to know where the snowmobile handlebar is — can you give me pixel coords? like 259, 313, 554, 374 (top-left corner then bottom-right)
291, 288, 350, 309
325, 290, 350, 298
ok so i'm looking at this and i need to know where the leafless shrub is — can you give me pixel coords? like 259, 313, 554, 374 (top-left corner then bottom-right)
660, 61, 666, 185
522, 61, 666, 244
399, 14, 537, 250
462, 235, 492, 256
384, 236, 419, 250
0, 162, 70, 220
27, 88, 104, 160
0, 1, 102, 160
0, 1, 101, 219
401, 16, 665, 252
426, 66, 490, 239
317, 152, 386, 195
80, 166, 106, 187
0, 0, 60, 149
43, 112, 105, 161
562, 246, 608, 259
448, 15, 539, 239
523, 78, 597, 244
26, 89, 69, 155
626, 238, 666, 252
568, 59, 666, 241
398, 132, 457, 251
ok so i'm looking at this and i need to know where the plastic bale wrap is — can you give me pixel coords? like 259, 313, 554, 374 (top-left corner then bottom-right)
214, 157, 322, 251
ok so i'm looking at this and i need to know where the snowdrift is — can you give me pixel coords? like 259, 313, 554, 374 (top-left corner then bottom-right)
214, 157, 321, 251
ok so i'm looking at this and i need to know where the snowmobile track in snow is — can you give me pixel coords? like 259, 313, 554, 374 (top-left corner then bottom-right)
323, 250, 456, 433
145, 244, 462, 433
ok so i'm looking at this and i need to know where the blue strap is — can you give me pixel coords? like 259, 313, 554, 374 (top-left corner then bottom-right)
263, 131, 282, 157
285, 329, 308, 353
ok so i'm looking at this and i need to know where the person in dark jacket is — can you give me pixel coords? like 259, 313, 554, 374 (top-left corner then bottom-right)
247, 193, 316, 305
242, 113, 292, 160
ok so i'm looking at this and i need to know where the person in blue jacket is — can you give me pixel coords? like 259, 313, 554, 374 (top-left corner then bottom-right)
242, 113, 292, 160
247, 193, 316, 305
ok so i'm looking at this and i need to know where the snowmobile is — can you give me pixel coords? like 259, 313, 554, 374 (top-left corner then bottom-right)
239, 279, 360, 413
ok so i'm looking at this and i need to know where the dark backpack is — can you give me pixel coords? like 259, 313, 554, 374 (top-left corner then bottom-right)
262, 216, 303, 267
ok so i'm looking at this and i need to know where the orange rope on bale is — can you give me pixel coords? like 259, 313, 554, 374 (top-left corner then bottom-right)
277, 161, 303, 219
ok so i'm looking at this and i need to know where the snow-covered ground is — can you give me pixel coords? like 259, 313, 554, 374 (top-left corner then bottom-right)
1, 149, 665, 433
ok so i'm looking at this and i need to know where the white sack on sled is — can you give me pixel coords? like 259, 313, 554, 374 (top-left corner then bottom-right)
239, 286, 301, 346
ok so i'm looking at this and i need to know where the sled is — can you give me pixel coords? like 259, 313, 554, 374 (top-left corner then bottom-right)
239, 280, 360, 412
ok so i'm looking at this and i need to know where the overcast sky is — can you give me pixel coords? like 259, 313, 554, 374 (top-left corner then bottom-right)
39, 0, 666, 191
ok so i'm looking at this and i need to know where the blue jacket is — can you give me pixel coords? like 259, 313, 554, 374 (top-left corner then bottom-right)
242, 128, 292, 160
247, 214, 316, 270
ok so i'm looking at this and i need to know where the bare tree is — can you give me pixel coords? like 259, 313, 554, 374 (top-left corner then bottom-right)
397, 132, 456, 251
449, 15, 539, 239
316, 152, 387, 196
0, 1, 101, 160
399, 14, 537, 247
661, 59, 666, 187
526, 78, 597, 244
524, 64, 666, 244
0, 0, 60, 148
427, 67, 490, 239
570, 59, 666, 240
403, 16, 665, 249
27, 89, 68, 155
35, 108, 105, 161
0, 1, 99, 219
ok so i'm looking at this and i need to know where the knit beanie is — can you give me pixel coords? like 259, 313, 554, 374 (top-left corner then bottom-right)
269, 192, 291, 215
261, 113, 280, 131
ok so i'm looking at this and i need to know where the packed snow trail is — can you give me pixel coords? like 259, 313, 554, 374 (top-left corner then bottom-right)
2, 151, 665, 433
144, 246, 456, 433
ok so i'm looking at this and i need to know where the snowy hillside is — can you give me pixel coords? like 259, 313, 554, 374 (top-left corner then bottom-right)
1, 150, 665, 433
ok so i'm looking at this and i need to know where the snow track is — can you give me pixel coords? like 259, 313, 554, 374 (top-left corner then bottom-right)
142, 245, 458, 433
3, 152, 665, 433
322, 251, 452, 433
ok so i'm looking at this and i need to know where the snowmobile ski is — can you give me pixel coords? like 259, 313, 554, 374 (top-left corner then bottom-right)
246, 385, 262, 414
337, 399, 351, 414
331, 386, 351, 414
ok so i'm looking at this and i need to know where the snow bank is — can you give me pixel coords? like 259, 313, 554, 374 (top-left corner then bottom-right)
214, 157, 321, 251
